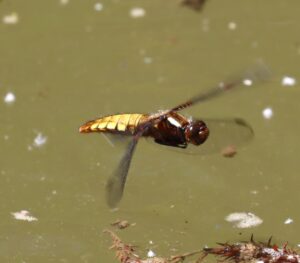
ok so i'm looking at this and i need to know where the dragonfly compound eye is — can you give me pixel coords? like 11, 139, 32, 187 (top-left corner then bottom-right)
185, 120, 209, 146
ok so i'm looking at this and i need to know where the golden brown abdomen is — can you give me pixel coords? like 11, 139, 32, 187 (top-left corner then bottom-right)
79, 114, 148, 135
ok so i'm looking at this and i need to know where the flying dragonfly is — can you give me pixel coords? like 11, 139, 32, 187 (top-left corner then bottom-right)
79, 65, 270, 208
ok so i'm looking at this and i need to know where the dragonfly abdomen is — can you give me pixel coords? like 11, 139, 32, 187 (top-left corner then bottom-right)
79, 114, 148, 134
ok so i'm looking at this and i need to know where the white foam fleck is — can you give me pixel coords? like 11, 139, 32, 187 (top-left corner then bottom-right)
94, 2, 103, 11
147, 249, 156, 258
225, 212, 263, 228
4, 92, 16, 104
284, 218, 293, 224
130, 7, 146, 18
262, 107, 273, 119
202, 18, 210, 32
243, 79, 253, 86
143, 57, 153, 64
11, 210, 38, 222
228, 21, 237, 30
60, 0, 69, 5
282, 76, 296, 86
33, 133, 48, 147
3, 13, 19, 25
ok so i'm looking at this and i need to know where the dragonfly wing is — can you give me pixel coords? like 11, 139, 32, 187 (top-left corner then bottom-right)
199, 117, 254, 154
105, 137, 138, 208
170, 63, 271, 112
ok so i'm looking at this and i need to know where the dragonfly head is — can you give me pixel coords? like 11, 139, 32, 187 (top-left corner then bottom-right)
185, 120, 209, 146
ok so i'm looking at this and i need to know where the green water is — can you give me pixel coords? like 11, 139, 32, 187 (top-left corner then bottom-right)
1, 0, 300, 262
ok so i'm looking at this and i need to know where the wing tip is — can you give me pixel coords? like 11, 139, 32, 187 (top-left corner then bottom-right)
105, 177, 123, 208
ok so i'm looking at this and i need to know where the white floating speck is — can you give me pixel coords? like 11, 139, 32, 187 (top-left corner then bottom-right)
130, 7, 146, 18
243, 79, 253, 86
11, 210, 38, 222
143, 57, 153, 64
94, 2, 103, 11
225, 212, 263, 228
149, 240, 154, 245
4, 92, 16, 105
147, 249, 156, 258
60, 0, 69, 5
33, 133, 48, 148
282, 76, 296, 86
284, 218, 293, 225
262, 107, 273, 119
202, 18, 210, 32
228, 21, 237, 30
3, 13, 19, 25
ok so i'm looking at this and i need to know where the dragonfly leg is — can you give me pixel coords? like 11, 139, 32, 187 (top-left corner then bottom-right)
154, 138, 187, 149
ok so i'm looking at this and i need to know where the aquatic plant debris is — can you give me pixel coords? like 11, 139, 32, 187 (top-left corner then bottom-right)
130, 7, 146, 18
221, 145, 237, 158
225, 212, 263, 228
111, 219, 136, 229
2, 12, 19, 24
4, 92, 16, 105
104, 229, 202, 263
203, 236, 300, 263
282, 76, 296, 86
105, 230, 300, 263
11, 210, 38, 222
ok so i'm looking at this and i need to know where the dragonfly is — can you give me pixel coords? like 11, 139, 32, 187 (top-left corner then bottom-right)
79, 64, 270, 208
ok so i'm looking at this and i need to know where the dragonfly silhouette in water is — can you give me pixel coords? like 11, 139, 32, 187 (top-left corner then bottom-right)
79, 65, 270, 208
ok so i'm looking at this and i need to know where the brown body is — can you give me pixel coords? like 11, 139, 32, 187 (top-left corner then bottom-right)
79, 112, 194, 148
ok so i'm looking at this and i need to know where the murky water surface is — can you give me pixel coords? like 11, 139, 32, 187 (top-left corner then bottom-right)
1, 1, 300, 262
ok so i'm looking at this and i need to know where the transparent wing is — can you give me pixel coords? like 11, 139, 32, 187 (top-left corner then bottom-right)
147, 118, 254, 155
170, 63, 270, 112
105, 137, 139, 208
146, 63, 270, 126
198, 118, 254, 154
